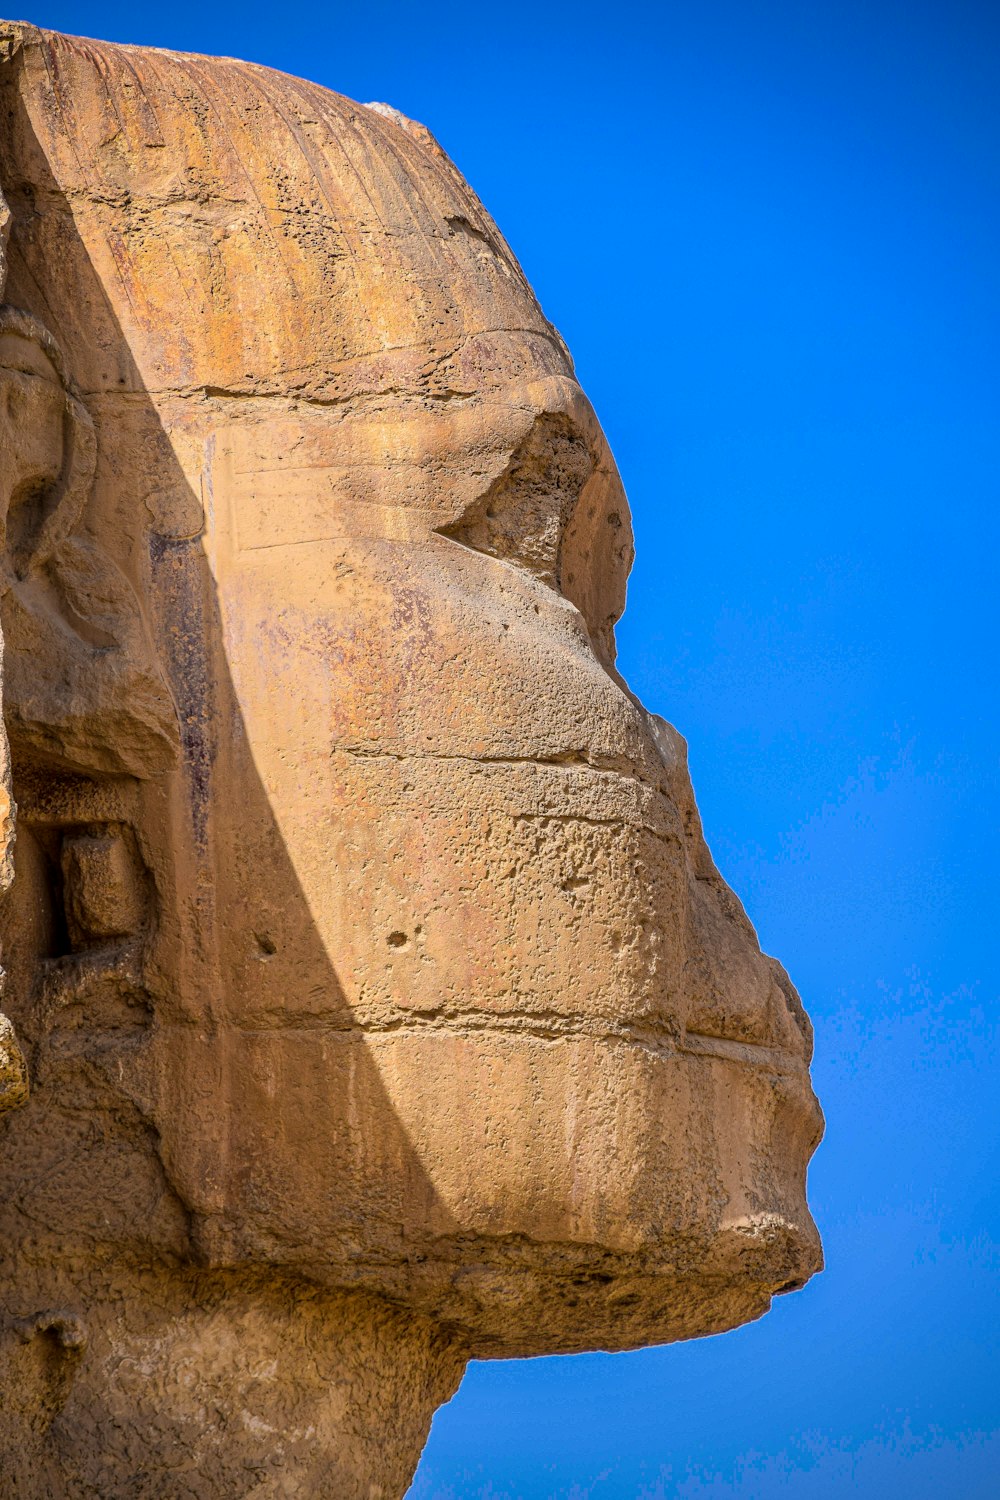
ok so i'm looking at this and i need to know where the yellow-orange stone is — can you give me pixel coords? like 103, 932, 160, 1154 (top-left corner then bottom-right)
0, 21, 823, 1497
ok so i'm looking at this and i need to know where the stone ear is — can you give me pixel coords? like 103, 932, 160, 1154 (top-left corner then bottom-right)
9, 385, 96, 580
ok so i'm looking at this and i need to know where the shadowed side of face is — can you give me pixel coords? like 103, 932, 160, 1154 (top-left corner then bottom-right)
1, 26, 822, 1356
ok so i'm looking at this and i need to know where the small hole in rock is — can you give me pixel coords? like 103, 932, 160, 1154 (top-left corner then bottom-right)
254, 932, 277, 956
387, 930, 408, 949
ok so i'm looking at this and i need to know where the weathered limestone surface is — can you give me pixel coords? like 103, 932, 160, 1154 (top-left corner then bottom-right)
0, 21, 823, 1497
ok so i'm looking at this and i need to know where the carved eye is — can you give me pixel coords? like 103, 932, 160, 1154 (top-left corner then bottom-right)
437, 412, 596, 590
436, 409, 634, 672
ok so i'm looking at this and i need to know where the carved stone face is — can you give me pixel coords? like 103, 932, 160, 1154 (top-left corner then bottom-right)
183, 351, 823, 1356
0, 26, 823, 1364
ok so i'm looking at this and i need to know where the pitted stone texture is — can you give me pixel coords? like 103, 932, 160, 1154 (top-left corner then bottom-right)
0, 1011, 26, 1112
0, 20, 822, 1498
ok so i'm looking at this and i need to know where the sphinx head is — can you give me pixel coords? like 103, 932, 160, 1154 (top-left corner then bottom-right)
0, 27, 822, 1366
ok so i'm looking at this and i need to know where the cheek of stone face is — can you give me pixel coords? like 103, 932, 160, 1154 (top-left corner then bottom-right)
309, 768, 692, 1030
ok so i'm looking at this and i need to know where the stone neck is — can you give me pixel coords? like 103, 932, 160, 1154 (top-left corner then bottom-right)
0, 1267, 467, 1499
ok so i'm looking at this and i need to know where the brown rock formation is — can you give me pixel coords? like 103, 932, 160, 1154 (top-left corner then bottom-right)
0, 21, 823, 1497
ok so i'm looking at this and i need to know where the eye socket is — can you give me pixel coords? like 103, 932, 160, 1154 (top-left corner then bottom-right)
437, 412, 595, 590
437, 409, 634, 671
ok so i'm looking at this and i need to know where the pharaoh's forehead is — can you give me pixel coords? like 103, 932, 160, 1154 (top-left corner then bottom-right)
3, 31, 572, 401
0, 330, 59, 383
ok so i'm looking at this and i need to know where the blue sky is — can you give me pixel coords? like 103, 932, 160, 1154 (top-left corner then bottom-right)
21, 1, 1000, 1494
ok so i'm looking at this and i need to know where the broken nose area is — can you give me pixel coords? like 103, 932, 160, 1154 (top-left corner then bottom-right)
682, 872, 816, 1060
642, 713, 816, 1062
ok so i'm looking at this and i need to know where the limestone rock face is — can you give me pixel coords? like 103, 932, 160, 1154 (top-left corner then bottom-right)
0, 172, 25, 1121
0, 20, 823, 1497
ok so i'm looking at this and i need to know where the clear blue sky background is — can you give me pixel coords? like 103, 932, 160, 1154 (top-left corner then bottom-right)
20, 2, 1000, 1494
